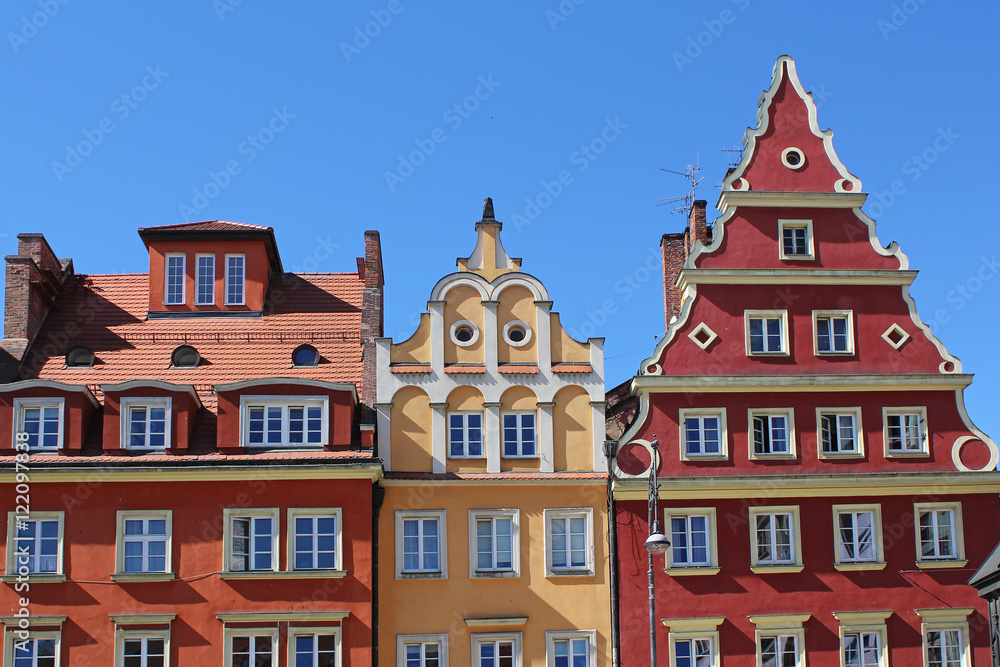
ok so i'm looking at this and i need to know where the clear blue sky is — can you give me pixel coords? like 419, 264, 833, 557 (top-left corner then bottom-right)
3, 2, 1000, 438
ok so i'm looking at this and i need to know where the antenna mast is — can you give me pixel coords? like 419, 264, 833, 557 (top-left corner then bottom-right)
657, 159, 704, 215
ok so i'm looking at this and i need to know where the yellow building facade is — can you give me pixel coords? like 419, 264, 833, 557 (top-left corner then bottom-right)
375, 199, 611, 666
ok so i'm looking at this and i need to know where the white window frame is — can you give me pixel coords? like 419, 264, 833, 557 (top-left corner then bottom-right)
240, 395, 330, 448
4, 629, 61, 667
469, 509, 520, 578
664, 618, 724, 667
544, 507, 595, 577
194, 253, 215, 306
916, 608, 974, 667
120, 397, 172, 450
163, 253, 185, 305
833, 611, 891, 667
223, 628, 278, 667
397, 634, 449, 667
448, 411, 485, 459
914, 502, 967, 568
748, 408, 796, 459
817, 407, 864, 458
749, 614, 809, 667
287, 508, 343, 572
6, 511, 65, 578
471, 632, 522, 667
664, 507, 719, 575
13, 398, 65, 452
114, 627, 170, 667
679, 408, 728, 460
778, 219, 814, 260
748, 506, 803, 573
396, 510, 446, 579
883, 406, 929, 457
545, 630, 596, 667
813, 310, 855, 355
115, 510, 173, 579
222, 508, 280, 573
832, 504, 885, 571
501, 410, 538, 459
745, 310, 789, 356
225, 253, 246, 306
287, 626, 342, 667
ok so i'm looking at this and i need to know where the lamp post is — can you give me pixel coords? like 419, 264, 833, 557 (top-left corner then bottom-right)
644, 438, 670, 666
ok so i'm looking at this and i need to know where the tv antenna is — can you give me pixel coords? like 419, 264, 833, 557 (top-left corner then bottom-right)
721, 143, 744, 168
658, 159, 704, 215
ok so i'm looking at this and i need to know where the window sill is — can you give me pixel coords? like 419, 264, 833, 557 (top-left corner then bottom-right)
834, 562, 887, 572
219, 570, 347, 580
546, 569, 596, 578
780, 254, 815, 261
747, 352, 790, 357
751, 564, 803, 574
816, 351, 855, 356
111, 572, 176, 582
680, 455, 729, 462
1, 574, 66, 584
501, 455, 539, 460
886, 451, 930, 458
396, 571, 446, 580
664, 566, 721, 576
750, 454, 797, 461
471, 570, 519, 579
818, 452, 864, 460
915, 560, 968, 570
447, 456, 486, 460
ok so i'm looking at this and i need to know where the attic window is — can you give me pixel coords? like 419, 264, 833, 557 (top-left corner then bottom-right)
65, 346, 95, 368
450, 320, 480, 347
781, 147, 805, 170
502, 321, 532, 348
171, 345, 201, 369
293, 344, 319, 367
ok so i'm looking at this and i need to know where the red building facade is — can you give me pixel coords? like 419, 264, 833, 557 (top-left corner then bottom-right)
0, 222, 383, 665
613, 56, 1000, 666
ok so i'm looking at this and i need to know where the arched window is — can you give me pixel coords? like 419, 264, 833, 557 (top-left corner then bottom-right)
170, 345, 200, 369
292, 344, 319, 367
65, 346, 95, 368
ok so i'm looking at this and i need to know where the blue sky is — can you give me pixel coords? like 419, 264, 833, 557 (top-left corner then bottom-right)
3, 2, 1000, 438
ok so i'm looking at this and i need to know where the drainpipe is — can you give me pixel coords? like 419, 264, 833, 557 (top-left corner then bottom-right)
604, 439, 621, 667
372, 483, 386, 667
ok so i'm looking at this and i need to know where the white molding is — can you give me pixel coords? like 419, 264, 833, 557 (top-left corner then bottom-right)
12, 397, 65, 451
120, 396, 173, 450
286, 507, 344, 572
0, 380, 99, 407
678, 408, 728, 460
543, 507, 596, 578
688, 322, 718, 350
394, 509, 447, 580
194, 252, 216, 306
468, 508, 520, 578
115, 509, 172, 575
396, 634, 449, 667
215, 377, 357, 402
163, 252, 185, 306
224, 253, 246, 306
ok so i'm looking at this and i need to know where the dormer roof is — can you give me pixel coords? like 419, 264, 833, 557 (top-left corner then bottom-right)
138, 220, 282, 273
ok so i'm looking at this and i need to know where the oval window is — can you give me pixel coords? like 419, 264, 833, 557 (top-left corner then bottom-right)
781, 147, 805, 170
171, 345, 201, 368
293, 344, 319, 366
450, 320, 480, 347
65, 346, 95, 368
503, 321, 532, 347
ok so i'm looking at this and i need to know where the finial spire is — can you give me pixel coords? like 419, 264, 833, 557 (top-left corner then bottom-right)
483, 197, 495, 220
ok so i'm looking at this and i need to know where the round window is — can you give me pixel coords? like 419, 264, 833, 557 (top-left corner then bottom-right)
503, 321, 532, 347
781, 147, 805, 170
450, 320, 480, 347
293, 344, 319, 366
65, 346, 94, 368
170, 345, 201, 368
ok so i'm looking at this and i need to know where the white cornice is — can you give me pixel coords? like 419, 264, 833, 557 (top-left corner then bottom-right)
100, 380, 202, 408
0, 379, 99, 408
717, 190, 867, 211
630, 373, 972, 394
213, 377, 357, 403
677, 269, 917, 290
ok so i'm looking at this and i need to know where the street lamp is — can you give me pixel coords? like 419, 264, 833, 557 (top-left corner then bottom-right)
645, 438, 669, 666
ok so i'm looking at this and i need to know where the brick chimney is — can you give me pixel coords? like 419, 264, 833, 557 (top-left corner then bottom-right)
359, 230, 384, 421
687, 199, 709, 252
1, 234, 73, 377
662, 201, 711, 331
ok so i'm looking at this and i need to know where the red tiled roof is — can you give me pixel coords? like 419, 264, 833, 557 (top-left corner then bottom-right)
390, 365, 432, 374
18, 450, 376, 465
138, 220, 272, 232
443, 364, 487, 374
498, 364, 539, 374
552, 363, 593, 373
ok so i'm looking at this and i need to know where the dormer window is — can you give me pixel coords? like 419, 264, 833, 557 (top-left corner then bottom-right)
13, 398, 64, 451
65, 346, 95, 368
241, 396, 329, 447
164, 254, 185, 305
122, 397, 171, 449
292, 344, 319, 367
226, 254, 245, 305
196, 254, 215, 305
170, 345, 200, 369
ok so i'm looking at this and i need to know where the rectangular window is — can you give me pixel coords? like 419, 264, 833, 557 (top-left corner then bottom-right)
884, 407, 927, 455
14, 399, 64, 451
749, 506, 802, 570
229, 633, 274, 667
121, 636, 166, 667
396, 510, 446, 579
242, 397, 328, 448
818, 409, 862, 456
449, 412, 484, 458
815, 312, 853, 354
751, 411, 792, 457
547, 631, 595, 667
843, 631, 880, 667
291, 632, 337, 667
779, 219, 814, 260
680, 410, 725, 458
398, 634, 447, 667
122, 398, 171, 450
473, 633, 520, 667
164, 254, 185, 305
837, 510, 876, 563
669, 515, 711, 567
290, 510, 340, 570
746, 311, 788, 355
545, 508, 593, 576
9, 635, 58, 667
195, 254, 215, 305
673, 637, 713, 667
120, 514, 170, 573
470, 510, 519, 577
224, 509, 279, 572
918, 509, 958, 560
10, 515, 62, 575
926, 629, 964, 667
225, 254, 245, 305
760, 634, 798, 667
502, 412, 536, 458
